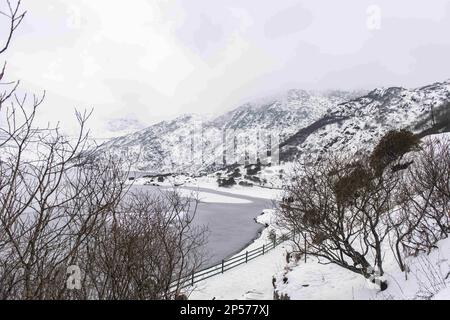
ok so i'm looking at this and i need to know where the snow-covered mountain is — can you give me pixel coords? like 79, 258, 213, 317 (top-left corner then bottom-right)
99, 89, 362, 173
105, 117, 146, 136
280, 80, 450, 163
99, 80, 450, 174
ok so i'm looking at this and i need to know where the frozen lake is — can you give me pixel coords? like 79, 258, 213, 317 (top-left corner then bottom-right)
131, 184, 275, 267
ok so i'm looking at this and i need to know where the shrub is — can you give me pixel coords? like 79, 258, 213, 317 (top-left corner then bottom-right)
238, 180, 253, 187
231, 168, 241, 178
389, 137, 450, 270
370, 129, 420, 175
246, 163, 261, 175
333, 161, 373, 205
268, 230, 277, 243
217, 177, 236, 187
245, 175, 261, 183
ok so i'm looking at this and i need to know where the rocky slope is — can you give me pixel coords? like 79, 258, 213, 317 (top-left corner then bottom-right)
99, 89, 362, 173
280, 80, 450, 163
99, 79, 450, 175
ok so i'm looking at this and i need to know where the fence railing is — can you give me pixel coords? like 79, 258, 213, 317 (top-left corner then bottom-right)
171, 231, 293, 292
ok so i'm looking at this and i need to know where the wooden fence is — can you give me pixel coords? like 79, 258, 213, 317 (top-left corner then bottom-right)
171, 231, 293, 291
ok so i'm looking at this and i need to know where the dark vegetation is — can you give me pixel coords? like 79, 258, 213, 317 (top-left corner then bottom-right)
279, 115, 349, 161
415, 102, 450, 137
217, 177, 236, 187
279, 129, 450, 290
369, 129, 420, 175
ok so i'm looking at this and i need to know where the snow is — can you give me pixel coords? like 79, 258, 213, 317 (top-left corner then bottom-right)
188, 191, 450, 300
190, 243, 289, 300
118, 83, 450, 300
184, 182, 283, 201
131, 175, 284, 200
190, 209, 293, 300
433, 286, 450, 300
273, 132, 450, 300
166, 187, 252, 204
98, 89, 362, 174
189, 213, 450, 300
282, 80, 450, 166
273, 236, 450, 300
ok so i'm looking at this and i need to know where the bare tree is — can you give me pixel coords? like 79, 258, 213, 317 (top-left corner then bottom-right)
0, 0, 25, 55
278, 155, 397, 290
0, 0, 207, 299
78, 190, 207, 300
0, 0, 25, 113
279, 130, 450, 288
0, 125, 207, 300
0, 98, 135, 299
388, 137, 450, 271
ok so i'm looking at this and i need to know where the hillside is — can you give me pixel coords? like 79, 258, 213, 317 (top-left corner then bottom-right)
280, 80, 450, 162
98, 89, 362, 173
99, 80, 450, 177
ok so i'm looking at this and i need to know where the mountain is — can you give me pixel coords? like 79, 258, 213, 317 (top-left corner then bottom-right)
280, 80, 450, 163
98, 80, 450, 174
105, 117, 146, 135
99, 89, 362, 173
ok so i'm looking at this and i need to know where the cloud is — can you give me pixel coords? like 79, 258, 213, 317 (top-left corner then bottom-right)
1, 0, 449, 136
263, 3, 312, 39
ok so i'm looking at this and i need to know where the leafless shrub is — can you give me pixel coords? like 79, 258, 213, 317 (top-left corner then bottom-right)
388, 137, 450, 271
413, 256, 447, 300
268, 229, 276, 243
0, 117, 207, 300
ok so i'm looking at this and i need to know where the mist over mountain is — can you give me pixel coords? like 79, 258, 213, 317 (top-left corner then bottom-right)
99, 80, 450, 174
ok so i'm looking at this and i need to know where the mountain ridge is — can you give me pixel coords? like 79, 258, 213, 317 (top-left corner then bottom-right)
99, 80, 450, 174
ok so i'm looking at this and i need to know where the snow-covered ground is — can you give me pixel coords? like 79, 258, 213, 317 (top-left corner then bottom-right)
190, 209, 293, 300
189, 207, 450, 300
131, 174, 284, 200
183, 182, 282, 201
129, 133, 450, 300
274, 237, 450, 300
166, 187, 252, 204
129, 160, 450, 300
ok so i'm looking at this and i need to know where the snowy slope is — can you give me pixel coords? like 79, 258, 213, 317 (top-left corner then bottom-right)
273, 231, 450, 300
98, 89, 362, 173
99, 80, 450, 176
188, 132, 450, 300
280, 80, 450, 163
190, 195, 450, 300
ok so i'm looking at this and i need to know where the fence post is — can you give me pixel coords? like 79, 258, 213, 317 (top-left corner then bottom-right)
304, 235, 307, 263
191, 272, 194, 286
273, 235, 276, 247
221, 260, 224, 273
246, 251, 248, 263
262, 244, 265, 255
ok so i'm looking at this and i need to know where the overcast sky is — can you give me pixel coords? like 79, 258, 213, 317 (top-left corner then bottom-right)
2, 0, 450, 136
